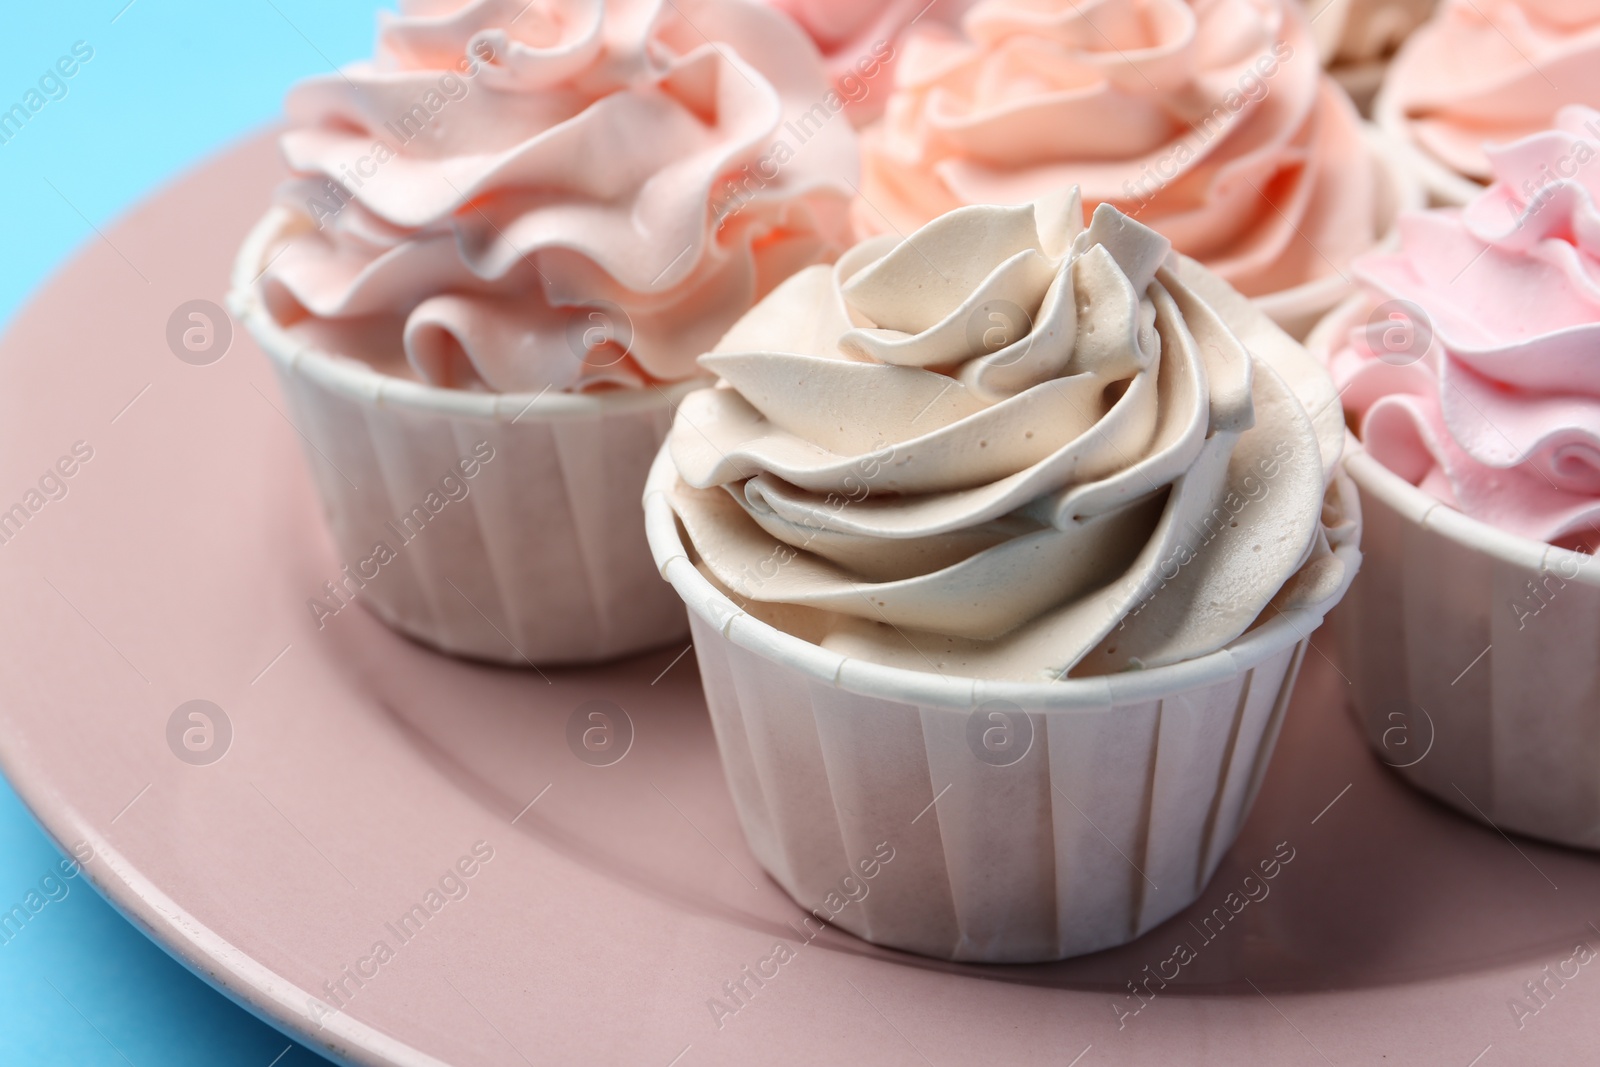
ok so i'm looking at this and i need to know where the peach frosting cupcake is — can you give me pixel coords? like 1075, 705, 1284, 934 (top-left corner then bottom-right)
231, 0, 859, 664
855, 0, 1419, 337
1311, 107, 1600, 849
1378, 0, 1600, 203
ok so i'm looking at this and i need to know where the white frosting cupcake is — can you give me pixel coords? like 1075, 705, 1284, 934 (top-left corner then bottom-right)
643, 192, 1363, 962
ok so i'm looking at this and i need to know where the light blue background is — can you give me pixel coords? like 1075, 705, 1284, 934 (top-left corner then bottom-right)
1, 3, 391, 1063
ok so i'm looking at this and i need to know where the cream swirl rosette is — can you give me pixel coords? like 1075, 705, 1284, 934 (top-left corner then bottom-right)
665, 192, 1356, 681
854, 0, 1408, 333
1322, 105, 1600, 550
259, 0, 857, 394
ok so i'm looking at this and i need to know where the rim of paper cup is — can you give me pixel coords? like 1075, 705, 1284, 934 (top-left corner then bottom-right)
1344, 443, 1600, 585
1252, 120, 1426, 330
1372, 89, 1486, 208
644, 447, 1360, 714
1307, 294, 1600, 585
228, 207, 707, 422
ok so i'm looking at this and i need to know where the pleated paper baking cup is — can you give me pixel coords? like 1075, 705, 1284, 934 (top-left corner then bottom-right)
644, 450, 1362, 962
1306, 299, 1600, 849
1372, 90, 1484, 207
1334, 442, 1600, 850
1252, 122, 1425, 340
230, 209, 695, 666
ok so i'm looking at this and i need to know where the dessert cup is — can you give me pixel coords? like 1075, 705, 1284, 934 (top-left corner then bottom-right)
651, 186, 1363, 959
645, 451, 1362, 961
1310, 298, 1600, 850
231, 0, 859, 665
233, 207, 694, 665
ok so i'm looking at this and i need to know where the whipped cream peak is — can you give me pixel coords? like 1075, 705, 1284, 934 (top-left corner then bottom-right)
258, 0, 858, 394
669, 192, 1351, 680
1330, 105, 1600, 547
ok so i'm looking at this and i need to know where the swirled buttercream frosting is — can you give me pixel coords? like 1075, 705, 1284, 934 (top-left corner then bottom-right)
1326, 105, 1600, 550
1381, 0, 1600, 183
256, 0, 858, 393
758, 0, 970, 125
666, 191, 1355, 680
855, 0, 1384, 312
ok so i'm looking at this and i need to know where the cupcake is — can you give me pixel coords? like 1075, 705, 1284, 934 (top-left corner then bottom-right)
229, 0, 858, 664
1303, 0, 1437, 113
758, 0, 972, 125
855, 0, 1422, 340
645, 191, 1361, 960
1309, 106, 1600, 849
1377, 0, 1600, 205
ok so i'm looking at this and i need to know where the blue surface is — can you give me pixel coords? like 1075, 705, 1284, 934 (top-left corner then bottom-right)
0, 3, 392, 1063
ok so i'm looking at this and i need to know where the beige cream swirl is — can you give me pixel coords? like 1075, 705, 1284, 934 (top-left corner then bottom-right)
666, 192, 1355, 681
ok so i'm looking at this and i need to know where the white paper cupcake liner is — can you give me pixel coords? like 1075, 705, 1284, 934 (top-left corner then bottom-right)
1307, 298, 1600, 849
1335, 443, 1600, 850
1252, 121, 1425, 340
644, 449, 1362, 962
1372, 89, 1485, 207
230, 209, 694, 666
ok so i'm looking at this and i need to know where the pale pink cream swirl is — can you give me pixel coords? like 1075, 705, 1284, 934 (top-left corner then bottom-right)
1381, 0, 1600, 183
857, 0, 1383, 312
758, 0, 972, 124
1325, 105, 1600, 549
258, 0, 858, 393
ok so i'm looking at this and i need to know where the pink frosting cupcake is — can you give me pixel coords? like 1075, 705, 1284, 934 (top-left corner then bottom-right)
1310, 106, 1600, 848
1378, 0, 1600, 203
856, 0, 1420, 337
230, 0, 858, 665
263, 0, 856, 393
1327, 105, 1600, 550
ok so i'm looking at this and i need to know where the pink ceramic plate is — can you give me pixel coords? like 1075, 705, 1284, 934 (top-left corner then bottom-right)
1, 134, 1598, 1067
